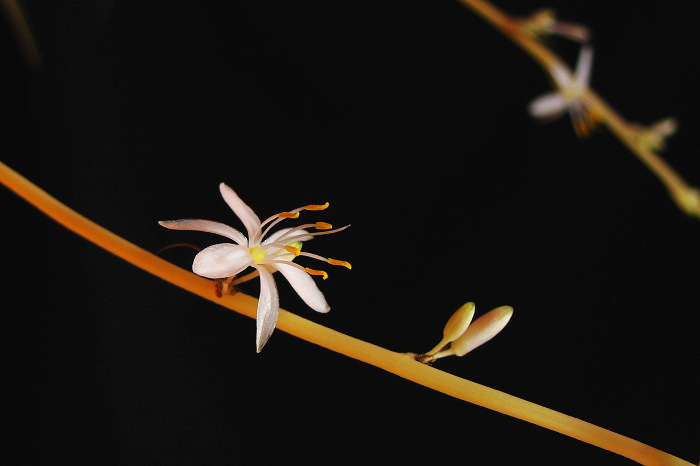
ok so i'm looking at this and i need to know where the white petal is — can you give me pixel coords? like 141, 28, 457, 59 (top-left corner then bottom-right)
192, 243, 252, 278
262, 228, 312, 247
219, 183, 261, 239
255, 265, 279, 352
547, 22, 590, 43
272, 262, 330, 313
528, 93, 568, 119
574, 45, 593, 87
159, 219, 248, 246
451, 306, 513, 356
549, 62, 572, 89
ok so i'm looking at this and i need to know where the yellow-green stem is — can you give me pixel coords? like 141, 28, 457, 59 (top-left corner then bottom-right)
455, 0, 700, 218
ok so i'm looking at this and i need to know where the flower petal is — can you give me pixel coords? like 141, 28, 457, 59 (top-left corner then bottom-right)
528, 92, 567, 119
159, 219, 248, 246
262, 228, 312, 248
255, 265, 279, 352
547, 22, 590, 43
219, 183, 261, 239
192, 243, 252, 278
549, 62, 572, 89
272, 262, 330, 313
574, 45, 593, 88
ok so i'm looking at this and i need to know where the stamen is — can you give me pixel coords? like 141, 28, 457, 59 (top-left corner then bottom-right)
304, 202, 329, 211
315, 222, 332, 230
255, 212, 302, 244
271, 224, 321, 244
328, 258, 352, 270
285, 245, 301, 256
259, 259, 308, 273
277, 224, 351, 244
305, 268, 329, 280
298, 251, 328, 262
570, 104, 599, 139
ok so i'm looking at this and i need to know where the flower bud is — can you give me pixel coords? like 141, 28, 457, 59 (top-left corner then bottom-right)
633, 117, 677, 151
444, 302, 476, 343
425, 302, 476, 356
521, 9, 590, 43
450, 306, 513, 357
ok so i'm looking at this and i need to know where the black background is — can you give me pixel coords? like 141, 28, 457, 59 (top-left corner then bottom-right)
3, 1, 699, 464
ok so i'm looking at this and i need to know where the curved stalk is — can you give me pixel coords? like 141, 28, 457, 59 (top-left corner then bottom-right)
455, 0, 700, 218
0, 160, 693, 466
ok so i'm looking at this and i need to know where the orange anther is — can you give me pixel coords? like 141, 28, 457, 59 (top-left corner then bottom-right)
305, 268, 329, 280
304, 202, 329, 211
284, 245, 301, 256
328, 258, 351, 270
279, 212, 300, 219
315, 222, 332, 230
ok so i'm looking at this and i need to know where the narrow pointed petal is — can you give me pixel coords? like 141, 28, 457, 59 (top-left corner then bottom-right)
528, 93, 567, 119
549, 63, 572, 89
574, 45, 593, 87
255, 265, 280, 352
192, 243, 253, 278
450, 306, 513, 356
262, 228, 312, 247
272, 262, 330, 313
547, 22, 590, 43
219, 183, 261, 239
159, 219, 248, 246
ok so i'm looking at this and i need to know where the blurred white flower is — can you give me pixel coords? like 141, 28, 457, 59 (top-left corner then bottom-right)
528, 46, 598, 137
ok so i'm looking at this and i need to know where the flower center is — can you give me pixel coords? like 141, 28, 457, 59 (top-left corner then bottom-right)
562, 83, 584, 100
250, 246, 266, 262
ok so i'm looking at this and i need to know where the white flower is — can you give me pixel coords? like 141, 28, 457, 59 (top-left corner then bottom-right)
528, 46, 598, 137
159, 183, 350, 352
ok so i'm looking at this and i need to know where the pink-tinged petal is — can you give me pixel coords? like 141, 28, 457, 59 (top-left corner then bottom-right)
272, 262, 330, 313
547, 22, 590, 43
574, 45, 594, 88
159, 219, 248, 246
262, 228, 312, 247
255, 265, 279, 352
528, 93, 567, 119
192, 243, 252, 279
451, 306, 513, 356
549, 62, 572, 89
219, 183, 261, 239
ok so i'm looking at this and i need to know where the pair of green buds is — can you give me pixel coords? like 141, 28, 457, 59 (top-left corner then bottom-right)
417, 303, 513, 364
